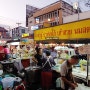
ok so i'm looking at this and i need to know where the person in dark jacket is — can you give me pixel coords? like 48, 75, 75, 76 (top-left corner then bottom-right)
34, 47, 43, 66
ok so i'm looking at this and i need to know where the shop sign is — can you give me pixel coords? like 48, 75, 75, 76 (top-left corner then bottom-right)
43, 22, 51, 28
34, 19, 90, 41
79, 45, 90, 54
22, 33, 29, 37
31, 25, 39, 30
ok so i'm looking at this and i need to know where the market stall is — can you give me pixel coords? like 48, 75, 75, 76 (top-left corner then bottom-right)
7, 39, 35, 68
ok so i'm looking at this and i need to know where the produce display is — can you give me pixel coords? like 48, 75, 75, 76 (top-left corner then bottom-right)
79, 59, 87, 66
17, 48, 35, 59
55, 46, 75, 60
58, 59, 65, 64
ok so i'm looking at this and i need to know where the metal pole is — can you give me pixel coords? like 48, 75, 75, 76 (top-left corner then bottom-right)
87, 54, 89, 85
77, 0, 80, 20
16, 23, 22, 27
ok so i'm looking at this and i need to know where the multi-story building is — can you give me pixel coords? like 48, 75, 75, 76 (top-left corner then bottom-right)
11, 26, 28, 39
0, 27, 8, 39
28, 16, 35, 35
33, 0, 81, 29
26, 5, 39, 37
26, 5, 39, 27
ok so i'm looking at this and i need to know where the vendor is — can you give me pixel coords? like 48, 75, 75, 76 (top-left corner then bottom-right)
27, 46, 36, 66
60, 55, 79, 90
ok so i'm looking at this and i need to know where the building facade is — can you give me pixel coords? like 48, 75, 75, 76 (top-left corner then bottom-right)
11, 26, 28, 39
28, 16, 35, 35
26, 5, 39, 37
33, 1, 79, 29
0, 27, 8, 39
63, 10, 90, 23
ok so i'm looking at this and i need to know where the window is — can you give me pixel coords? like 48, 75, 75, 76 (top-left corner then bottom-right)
12, 30, 14, 34
55, 22, 57, 25
52, 11, 55, 17
48, 13, 50, 19
54, 11, 57, 17
51, 12, 52, 18
46, 14, 48, 19
44, 15, 45, 19
39, 16, 41, 22
14, 29, 16, 34
58, 10, 59, 16
22, 29, 25, 33
35, 17, 40, 23
40, 15, 43, 22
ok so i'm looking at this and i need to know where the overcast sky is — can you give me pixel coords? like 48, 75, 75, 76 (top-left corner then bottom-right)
0, 0, 90, 28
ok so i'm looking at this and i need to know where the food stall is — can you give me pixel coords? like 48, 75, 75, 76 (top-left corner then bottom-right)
7, 39, 35, 68
52, 44, 90, 86
34, 19, 90, 87
72, 45, 90, 86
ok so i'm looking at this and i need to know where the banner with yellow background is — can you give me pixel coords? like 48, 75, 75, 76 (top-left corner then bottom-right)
34, 19, 90, 41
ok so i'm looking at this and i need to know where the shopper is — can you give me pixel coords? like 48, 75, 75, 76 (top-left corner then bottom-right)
60, 55, 79, 90
41, 50, 56, 90
3, 45, 11, 60
34, 47, 43, 66
50, 47, 57, 59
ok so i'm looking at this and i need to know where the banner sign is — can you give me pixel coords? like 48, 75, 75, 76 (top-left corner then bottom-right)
34, 19, 90, 41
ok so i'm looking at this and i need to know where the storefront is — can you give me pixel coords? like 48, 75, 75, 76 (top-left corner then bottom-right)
34, 19, 90, 87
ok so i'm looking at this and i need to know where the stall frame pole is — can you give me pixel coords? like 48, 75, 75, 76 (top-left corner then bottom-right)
87, 54, 90, 86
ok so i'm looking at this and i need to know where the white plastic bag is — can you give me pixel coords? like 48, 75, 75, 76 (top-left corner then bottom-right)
75, 84, 90, 90
56, 78, 61, 88
75, 84, 83, 90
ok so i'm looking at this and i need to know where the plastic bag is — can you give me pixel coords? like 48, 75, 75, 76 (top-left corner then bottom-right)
75, 84, 83, 90
56, 78, 61, 88
75, 84, 90, 90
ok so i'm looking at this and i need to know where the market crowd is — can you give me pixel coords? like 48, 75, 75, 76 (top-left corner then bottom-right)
0, 44, 84, 90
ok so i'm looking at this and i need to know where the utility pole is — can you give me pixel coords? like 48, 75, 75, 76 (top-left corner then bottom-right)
77, 0, 80, 20
16, 22, 22, 27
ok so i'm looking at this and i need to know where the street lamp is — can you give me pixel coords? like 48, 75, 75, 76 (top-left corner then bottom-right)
48, 18, 51, 22
73, 0, 80, 20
